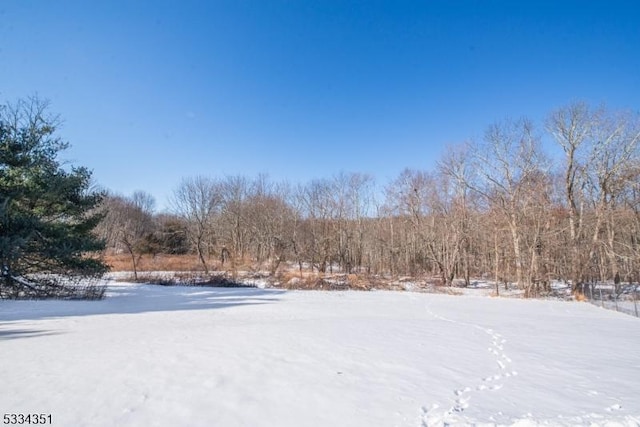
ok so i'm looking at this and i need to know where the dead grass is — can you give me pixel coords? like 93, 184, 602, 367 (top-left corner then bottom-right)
574, 292, 588, 302
275, 272, 394, 291
103, 254, 470, 294
277, 271, 324, 290
104, 254, 211, 272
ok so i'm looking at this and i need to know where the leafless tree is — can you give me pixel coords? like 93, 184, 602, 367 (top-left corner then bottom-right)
171, 176, 222, 273
548, 103, 640, 292
466, 118, 550, 290
98, 191, 156, 279
436, 145, 474, 286
242, 179, 296, 273
297, 179, 337, 273
383, 169, 433, 276
219, 175, 251, 265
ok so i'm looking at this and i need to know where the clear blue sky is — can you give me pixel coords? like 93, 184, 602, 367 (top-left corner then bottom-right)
1, 1, 638, 210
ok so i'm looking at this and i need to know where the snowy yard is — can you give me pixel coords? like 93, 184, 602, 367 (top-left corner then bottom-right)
1, 282, 639, 427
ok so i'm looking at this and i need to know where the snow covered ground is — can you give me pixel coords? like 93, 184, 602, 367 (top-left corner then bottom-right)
1, 282, 639, 427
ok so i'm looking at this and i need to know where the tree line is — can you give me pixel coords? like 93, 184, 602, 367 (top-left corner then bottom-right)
98, 102, 640, 296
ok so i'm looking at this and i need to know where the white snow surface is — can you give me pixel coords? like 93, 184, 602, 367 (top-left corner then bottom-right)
1, 282, 639, 427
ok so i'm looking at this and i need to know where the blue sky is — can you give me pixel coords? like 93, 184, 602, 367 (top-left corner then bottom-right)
1, 1, 638, 210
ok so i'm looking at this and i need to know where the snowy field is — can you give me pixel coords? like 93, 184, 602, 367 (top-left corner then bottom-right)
1, 282, 639, 427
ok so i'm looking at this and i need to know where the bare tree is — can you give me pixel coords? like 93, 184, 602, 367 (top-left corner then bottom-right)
98, 192, 156, 279
384, 169, 433, 276
548, 103, 640, 292
344, 172, 376, 273
297, 179, 337, 273
434, 145, 474, 287
171, 176, 222, 273
467, 118, 550, 290
588, 109, 640, 284
244, 181, 295, 274
219, 175, 250, 265
328, 172, 376, 273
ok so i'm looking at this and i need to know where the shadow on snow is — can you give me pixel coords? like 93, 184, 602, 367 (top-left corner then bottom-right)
0, 281, 285, 324
0, 328, 61, 340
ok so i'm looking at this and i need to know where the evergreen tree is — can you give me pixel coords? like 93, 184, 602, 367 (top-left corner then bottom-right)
0, 97, 108, 298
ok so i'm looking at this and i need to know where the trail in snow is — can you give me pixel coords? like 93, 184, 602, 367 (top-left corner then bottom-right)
419, 303, 517, 426
417, 298, 639, 427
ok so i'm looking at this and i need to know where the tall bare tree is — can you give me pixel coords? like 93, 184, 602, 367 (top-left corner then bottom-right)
219, 175, 250, 264
98, 191, 156, 279
548, 103, 640, 292
467, 118, 550, 289
171, 176, 222, 273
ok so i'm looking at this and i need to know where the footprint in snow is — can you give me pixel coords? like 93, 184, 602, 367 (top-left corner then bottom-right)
454, 387, 471, 396
482, 374, 502, 382
422, 306, 517, 423
420, 404, 445, 427
453, 395, 470, 412
605, 403, 623, 412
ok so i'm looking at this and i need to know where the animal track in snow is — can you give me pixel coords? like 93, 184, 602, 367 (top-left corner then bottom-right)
419, 304, 517, 426
454, 387, 471, 396
453, 394, 470, 412
484, 374, 502, 381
